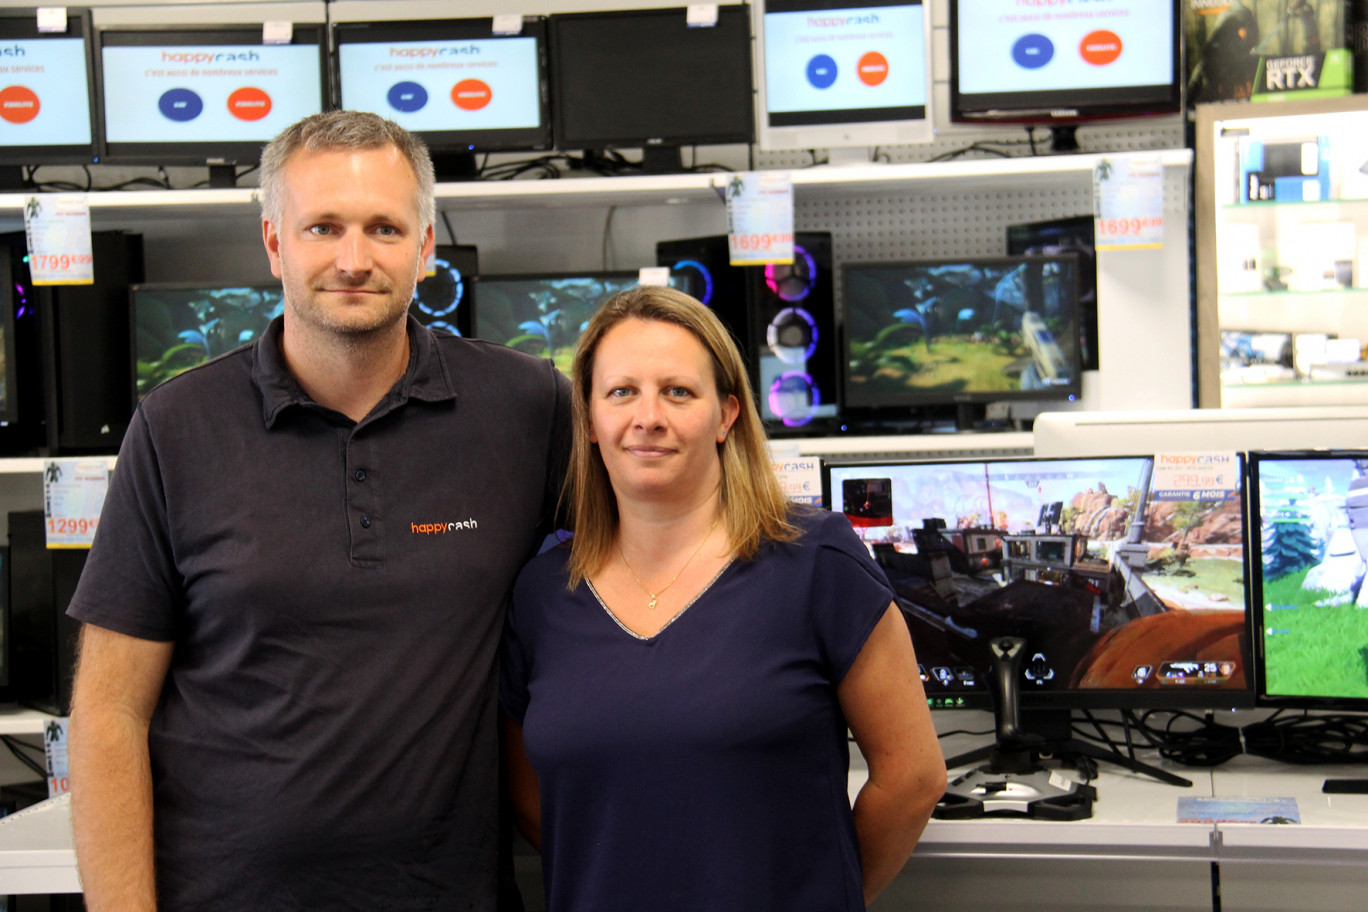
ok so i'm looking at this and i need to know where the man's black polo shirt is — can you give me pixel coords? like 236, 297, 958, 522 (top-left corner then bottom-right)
68, 316, 570, 911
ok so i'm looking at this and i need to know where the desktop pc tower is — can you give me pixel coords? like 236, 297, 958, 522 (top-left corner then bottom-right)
656, 232, 838, 434
5, 510, 84, 716
0, 231, 145, 456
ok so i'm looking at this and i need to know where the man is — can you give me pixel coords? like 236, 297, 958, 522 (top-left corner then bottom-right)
66, 111, 570, 911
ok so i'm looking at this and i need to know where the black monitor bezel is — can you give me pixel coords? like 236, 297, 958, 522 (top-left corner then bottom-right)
839, 254, 1084, 414
946, 0, 1182, 127
94, 22, 328, 167
0, 7, 103, 167
547, 5, 755, 152
1247, 448, 1368, 712
330, 16, 552, 157
822, 453, 1257, 712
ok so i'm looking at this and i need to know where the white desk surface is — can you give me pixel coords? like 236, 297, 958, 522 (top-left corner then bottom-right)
1, 745, 1363, 896
1211, 756, 1368, 864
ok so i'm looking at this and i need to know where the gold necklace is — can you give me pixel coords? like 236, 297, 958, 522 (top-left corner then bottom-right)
618, 516, 721, 611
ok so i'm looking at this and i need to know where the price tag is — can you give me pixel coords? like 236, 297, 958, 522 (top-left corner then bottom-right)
1152, 451, 1241, 503
23, 194, 94, 285
43, 458, 109, 548
262, 21, 293, 45
45, 717, 70, 797
1093, 156, 1165, 251
724, 171, 795, 266
493, 14, 525, 36
687, 4, 719, 27
768, 442, 822, 506
35, 7, 67, 33
637, 266, 671, 287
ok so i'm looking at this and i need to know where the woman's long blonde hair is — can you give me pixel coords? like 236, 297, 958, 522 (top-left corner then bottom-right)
564, 285, 798, 588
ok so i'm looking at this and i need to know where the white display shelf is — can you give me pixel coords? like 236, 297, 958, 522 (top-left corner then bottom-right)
0, 149, 1191, 221
0, 706, 55, 736
0, 795, 80, 895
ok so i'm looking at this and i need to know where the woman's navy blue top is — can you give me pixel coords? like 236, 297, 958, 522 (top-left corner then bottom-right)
501, 508, 895, 912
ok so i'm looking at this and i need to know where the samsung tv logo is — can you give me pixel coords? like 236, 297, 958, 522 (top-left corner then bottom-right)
0, 45, 25, 58
161, 50, 260, 64
389, 44, 481, 59
808, 13, 880, 27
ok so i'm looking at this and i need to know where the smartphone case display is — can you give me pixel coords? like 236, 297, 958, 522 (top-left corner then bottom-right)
1194, 95, 1368, 408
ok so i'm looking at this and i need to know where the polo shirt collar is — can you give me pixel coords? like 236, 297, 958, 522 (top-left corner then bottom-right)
252, 313, 457, 428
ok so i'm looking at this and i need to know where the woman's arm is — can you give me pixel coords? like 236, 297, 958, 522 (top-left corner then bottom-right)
501, 713, 542, 851
838, 603, 947, 906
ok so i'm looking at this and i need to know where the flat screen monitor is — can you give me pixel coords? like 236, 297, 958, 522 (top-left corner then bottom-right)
1006, 215, 1097, 373
1248, 450, 1368, 710
332, 17, 550, 176
753, 0, 932, 152
948, 0, 1181, 148
473, 272, 682, 375
841, 255, 1082, 414
96, 23, 327, 168
548, 5, 754, 172
824, 453, 1254, 713
130, 283, 284, 401
0, 7, 101, 168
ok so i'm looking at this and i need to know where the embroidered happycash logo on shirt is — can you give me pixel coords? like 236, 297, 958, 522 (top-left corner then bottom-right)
411, 519, 479, 534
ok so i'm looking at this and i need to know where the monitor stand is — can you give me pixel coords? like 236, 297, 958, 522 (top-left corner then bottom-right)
1050, 126, 1081, 154
431, 151, 479, 182
207, 165, 238, 189
0, 166, 25, 191
934, 637, 1191, 821
640, 146, 684, 175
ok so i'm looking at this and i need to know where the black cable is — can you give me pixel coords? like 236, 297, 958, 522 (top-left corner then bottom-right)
1, 735, 48, 778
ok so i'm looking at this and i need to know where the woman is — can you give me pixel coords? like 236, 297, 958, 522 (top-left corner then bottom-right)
501, 285, 946, 911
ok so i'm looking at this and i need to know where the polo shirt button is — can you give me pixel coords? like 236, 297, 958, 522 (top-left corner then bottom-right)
360, 516, 372, 529
354, 469, 367, 482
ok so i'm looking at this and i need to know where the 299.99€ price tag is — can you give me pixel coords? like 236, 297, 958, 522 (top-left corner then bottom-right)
724, 171, 795, 267
1093, 156, 1165, 252
43, 458, 110, 549
23, 193, 95, 285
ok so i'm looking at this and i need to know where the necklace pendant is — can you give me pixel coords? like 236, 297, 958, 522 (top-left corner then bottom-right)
647, 595, 659, 611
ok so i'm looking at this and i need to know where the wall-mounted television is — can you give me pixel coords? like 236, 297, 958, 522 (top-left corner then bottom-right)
752, 0, 933, 154
948, 0, 1181, 151
0, 7, 102, 171
473, 272, 682, 375
824, 453, 1254, 715
1248, 450, 1368, 711
841, 255, 1082, 418
332, 17, 550, 179
548, 5, 754, 172
95, 23, 327, 176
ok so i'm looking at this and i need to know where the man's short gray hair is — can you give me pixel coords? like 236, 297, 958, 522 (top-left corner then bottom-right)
258, 110, 436, 232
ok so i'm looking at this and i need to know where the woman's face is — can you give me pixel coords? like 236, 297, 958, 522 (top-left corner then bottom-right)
588, 318, 739, 506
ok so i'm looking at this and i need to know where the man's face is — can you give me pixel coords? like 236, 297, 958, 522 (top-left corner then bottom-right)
263, 144, 434, 341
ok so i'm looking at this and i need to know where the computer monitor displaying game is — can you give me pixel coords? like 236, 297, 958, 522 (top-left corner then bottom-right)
130, 283, 285, 400
1248, 450, 1368, 710
841, 255, 1082, 422
548, 5, 754, 172
1006, 216, 1097, 372
332, 17, 550, 178
96, 23, 327, 173
473, 272, 682, 375
824, 454, 1254, 713
752, 0, 933, 153
948, 0, 1181, 151
0, 7, 101, 170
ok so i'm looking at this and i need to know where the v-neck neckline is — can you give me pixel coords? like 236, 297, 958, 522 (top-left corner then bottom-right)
586, 560, 735, 642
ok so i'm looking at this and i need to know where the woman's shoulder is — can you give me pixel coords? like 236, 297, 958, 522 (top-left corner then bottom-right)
514, 537, 574, 592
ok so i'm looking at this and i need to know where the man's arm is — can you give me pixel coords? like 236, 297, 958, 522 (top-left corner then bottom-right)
68, 622, 174, 912
501, 713, 541, 851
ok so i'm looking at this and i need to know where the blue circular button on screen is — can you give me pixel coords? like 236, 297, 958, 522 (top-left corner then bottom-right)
806, 55, 838, 89
158, 88, 203, 122
388, 81, 428, 113
1012, 34, 1054, 69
